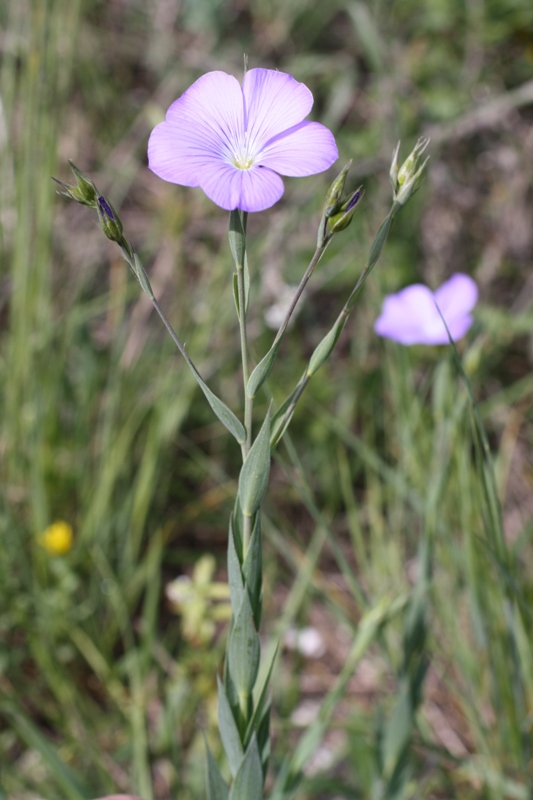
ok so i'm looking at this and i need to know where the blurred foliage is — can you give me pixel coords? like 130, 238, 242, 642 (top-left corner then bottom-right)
1, 0, 533, 798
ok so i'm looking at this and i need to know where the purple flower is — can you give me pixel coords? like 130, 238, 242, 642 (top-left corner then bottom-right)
147, 69, 338, 213
374, 273, 478, 345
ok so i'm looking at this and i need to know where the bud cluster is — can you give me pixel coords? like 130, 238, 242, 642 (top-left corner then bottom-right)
323, 160, 364, 237
390, 137, 430, 207
53, 161, 125, 245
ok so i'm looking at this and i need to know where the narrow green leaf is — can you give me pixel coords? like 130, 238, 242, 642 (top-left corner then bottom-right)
229, 735, 264, 800
196, 377, 246, 445
274, 595, 404, 793
238, 409, 271, 517
307, 318, 344, 377
217, 674, 244, 778
367, 211, 393, 271
3, 704, 89, 800
205, 737, 230, 800
247, 340, 281, 399
228, 514, 245, 613
439, 308, 506, 562
271, 384, 299, 429
229, 210, 246, 268
224, 656, 241, 721
233, 257, 251, 316
270, 373, 307, 449
246, 642, 279, 746
228, 591, 261, 701
243, 252, 250, 314
232, 496, 244, 562
233, 271, 240, 317
381, 679, 414, 781
256, 697, 271, 777
133, 252, 154, 298
243, 512, 263, 628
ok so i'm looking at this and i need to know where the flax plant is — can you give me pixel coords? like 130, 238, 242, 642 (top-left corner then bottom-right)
55, 64, 428, 799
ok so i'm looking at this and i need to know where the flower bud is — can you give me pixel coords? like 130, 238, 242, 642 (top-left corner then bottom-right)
52, 161, 98, 207
324, 160, 352, 217
328, 186, 363, 234
389, 141, 401, 194
391, 138, 430, 206
97, 195, 123, 243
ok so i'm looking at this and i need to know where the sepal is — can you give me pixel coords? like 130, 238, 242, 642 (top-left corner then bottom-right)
390, 138, 430, 206
96, 195, 123, 243
323, 160, 352, 217
52, 160, 98, 207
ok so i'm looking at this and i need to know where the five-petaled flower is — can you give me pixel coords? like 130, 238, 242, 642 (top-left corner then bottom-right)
148, 68, 338, 213
374, 273, 478, 345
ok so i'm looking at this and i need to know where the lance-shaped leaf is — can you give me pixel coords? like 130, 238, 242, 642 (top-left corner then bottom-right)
256, 698, 271, 778
228, 591, 261, 704
245, 642, 279, 746
232, 254, 250, 316
270, 378, 304, 450
232, 496, 244, 562
367, 211, 393, 273
230, 210, 250, 317
228, 515, 245, 614
238, 410, 271, 518
196, 375, 247, 445
243, 513, 263, 628
217, 674, 244, 778
149, 295, 246, 445
224, 658, 241, 723
205, 737, 230, 800
306, 318, 344, 377
132, 252, 154, 299
229, 735, 264, 800
229, 210, 246, 269
247, 340, 281, 399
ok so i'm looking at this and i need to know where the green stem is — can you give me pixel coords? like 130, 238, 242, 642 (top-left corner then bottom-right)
272, 207, 397, 446
236, 263, 253, 457
150, 297, 199, 374
270, 237, 332, 351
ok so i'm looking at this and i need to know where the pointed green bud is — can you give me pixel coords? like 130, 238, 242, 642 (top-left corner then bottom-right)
389, 141, 401, 194
96, 195, 123, 243
397, 137, 429, 186
391, 138, 430, 206
324, 160, 352, 217
328, 186, 363, 234
52, 161, 98, 207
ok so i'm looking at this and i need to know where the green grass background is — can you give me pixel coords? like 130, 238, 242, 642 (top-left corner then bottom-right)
1, 0, 533, 798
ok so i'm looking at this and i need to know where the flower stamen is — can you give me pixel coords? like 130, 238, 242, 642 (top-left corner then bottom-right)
233, 153, 255, 170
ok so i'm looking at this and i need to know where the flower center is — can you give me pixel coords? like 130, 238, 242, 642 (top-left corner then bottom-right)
232, 152, 255, 170
229, 131, 258, 171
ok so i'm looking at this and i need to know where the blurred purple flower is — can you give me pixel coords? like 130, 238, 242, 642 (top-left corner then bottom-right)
148, 69, 338, 213
374, 273, 478, 345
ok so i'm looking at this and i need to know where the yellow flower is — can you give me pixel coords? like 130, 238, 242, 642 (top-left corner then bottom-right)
39, 521, 73, 555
